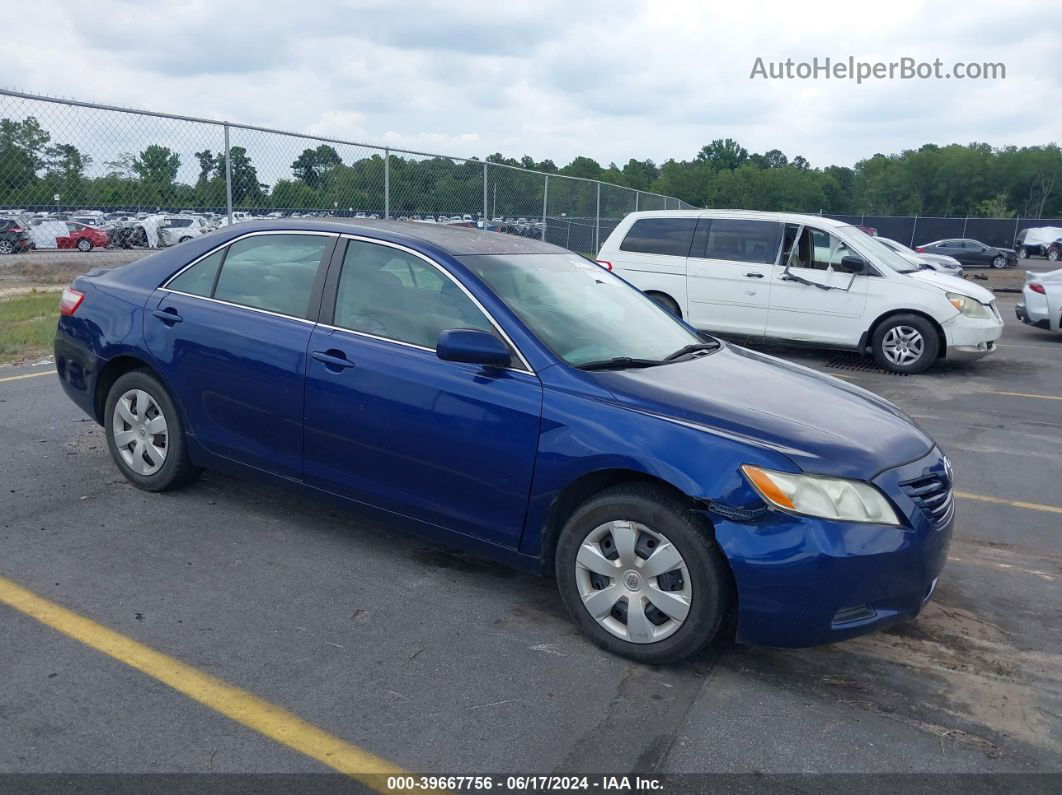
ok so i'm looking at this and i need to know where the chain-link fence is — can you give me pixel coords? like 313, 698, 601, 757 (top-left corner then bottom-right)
0, 88, 693, 260
823, 213, 1062, 251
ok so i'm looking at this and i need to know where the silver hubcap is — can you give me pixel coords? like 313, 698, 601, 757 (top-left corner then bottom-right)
992, 256, 1005, 268
112, 389, 168, 476
575, 520, 692, 644
882, 325, 924, 367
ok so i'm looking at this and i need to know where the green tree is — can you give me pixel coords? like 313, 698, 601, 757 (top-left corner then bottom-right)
291, 144, 342, 190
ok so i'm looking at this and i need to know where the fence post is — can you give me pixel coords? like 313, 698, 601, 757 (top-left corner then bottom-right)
384, 148, 390, 219
635, 191, 639, 212
595, 182, 601, 253
541, 175, 548, 242
223, 123, 233, 225
1013, 215, 1020, 248
482, 162, 488, 228
909, 214, 918, 247
962, 215, 968, 238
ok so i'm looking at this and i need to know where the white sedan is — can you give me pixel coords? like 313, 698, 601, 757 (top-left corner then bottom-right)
1017, 268, 1062, 333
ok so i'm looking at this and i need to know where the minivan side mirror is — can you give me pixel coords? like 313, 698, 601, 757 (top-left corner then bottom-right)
840, 255, 868, 274
436, 329, 511, 367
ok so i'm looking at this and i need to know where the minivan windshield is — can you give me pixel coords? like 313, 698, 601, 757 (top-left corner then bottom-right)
459, 253, 706, 367
837, 226, 921, 273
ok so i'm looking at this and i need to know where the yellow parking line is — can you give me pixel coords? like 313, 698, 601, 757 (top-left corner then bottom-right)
0, 369, 54, 384
0, 575, 406, 786
955, 491, 1062, 515
987, 390, 1062, 402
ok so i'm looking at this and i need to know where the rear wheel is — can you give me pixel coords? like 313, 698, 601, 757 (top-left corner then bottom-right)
105, 370, 200, 492
76, 238, 92, 252
991, 255, 1007, 269
1049, 247, 1060, 262
0, 239, 13, 255
871, 314, 940, 374
646, 291, 681, 318
555, 484, 730, 664
1019, 247, 1028, 260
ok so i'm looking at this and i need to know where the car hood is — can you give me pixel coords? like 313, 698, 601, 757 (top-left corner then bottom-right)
592, 344, 933, 479
908, 269, 995, 302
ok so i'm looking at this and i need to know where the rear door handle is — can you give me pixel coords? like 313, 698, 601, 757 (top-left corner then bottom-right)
745, 272, 765, 278
312, 350, 356, 370
152, 307, 183, 323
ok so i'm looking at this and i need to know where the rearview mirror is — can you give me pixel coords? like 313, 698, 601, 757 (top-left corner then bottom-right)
436, 329, 511, 367
840, 255, 868, 274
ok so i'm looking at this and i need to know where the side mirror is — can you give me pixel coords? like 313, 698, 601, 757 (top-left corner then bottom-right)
840, 255, 868, 274
436, 329, 511, 368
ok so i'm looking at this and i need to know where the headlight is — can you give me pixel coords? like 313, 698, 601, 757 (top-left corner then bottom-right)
945, 292, 992, 319
741, 465, 902, 525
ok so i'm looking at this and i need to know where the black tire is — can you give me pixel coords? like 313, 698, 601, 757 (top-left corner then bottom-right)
77, 238, 92, 252
104, 370, 201, 492
990, 254, 1007, 269
870, 314, 940, 374
555, 483, 730, 664
646, 291, 681, 318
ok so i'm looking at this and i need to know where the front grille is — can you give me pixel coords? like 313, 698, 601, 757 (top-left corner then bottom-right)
901, 474, 954, 528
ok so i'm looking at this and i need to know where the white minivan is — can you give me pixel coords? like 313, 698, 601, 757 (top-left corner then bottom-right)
596, 210, 1004, 373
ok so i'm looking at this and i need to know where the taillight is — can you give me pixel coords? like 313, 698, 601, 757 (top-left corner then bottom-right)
595, 259, 613, 271
59, 287, 84, 316
1029, 283, 1046, 295
10, 225, 23, 233
914, 246, 925, 253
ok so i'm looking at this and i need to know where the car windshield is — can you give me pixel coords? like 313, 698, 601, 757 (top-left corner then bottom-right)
459, 253, 705, 367
838, 226, 922, 273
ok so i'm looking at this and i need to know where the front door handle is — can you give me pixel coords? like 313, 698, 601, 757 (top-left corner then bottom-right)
152, 307, 183, 324
312, 349, 356, 370
745, 272, 765, 278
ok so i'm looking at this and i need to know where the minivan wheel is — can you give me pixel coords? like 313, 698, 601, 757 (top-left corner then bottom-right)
871, 314, 940, 374
104, 370, 200, 492
77, 238, 92, 252
646, 292, 681, 318
555, 484, 729, 664
990, 255, 1007, 269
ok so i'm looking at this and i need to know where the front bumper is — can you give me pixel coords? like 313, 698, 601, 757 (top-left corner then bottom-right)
715, 448, 953, 647
942, 309, 1004, 360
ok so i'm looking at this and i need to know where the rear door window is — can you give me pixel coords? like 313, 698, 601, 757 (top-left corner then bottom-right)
212, 234, 330, 317
701, 219, 781, 264
619, 218, 697, 257
167, 249, 225, 297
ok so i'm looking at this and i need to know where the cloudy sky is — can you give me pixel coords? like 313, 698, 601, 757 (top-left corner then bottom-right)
3, 0, 1059, 171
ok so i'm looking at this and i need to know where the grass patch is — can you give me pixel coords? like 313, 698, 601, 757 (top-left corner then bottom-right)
0, 292, 59, 363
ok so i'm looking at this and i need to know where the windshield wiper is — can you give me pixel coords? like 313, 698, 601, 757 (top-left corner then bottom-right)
662, 341, 721, 361
576, 356, 664, 371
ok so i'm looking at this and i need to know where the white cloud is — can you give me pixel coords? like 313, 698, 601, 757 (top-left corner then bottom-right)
0, 0, 1057, 174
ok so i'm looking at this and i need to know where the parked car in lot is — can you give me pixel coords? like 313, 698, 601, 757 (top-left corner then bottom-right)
157, 215, 211, 247
0, 218, 34, 254
875, 236, 964, 276
596, 211, 1003, 374
915, 238, 1017, 269
59, 222, 109, 251
54, 219, 953, 664
1015, 226, 1062, 261
1016, 268, 1062, 333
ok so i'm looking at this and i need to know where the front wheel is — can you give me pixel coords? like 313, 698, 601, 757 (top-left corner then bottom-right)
1049, 248, 1060, 262
76, 238, 92, 252
104, 370, 200, 492
991, 255, 1007, 269
555, 484, 730, 664
871, 314, 940, 374
1019, 247, 1028, 259
0, 239, 14, 255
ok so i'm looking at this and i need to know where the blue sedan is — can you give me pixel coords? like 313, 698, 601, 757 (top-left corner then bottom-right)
54, 220, 953, 663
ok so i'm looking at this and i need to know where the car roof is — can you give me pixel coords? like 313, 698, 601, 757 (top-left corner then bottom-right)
223, 218, 570, 256
618, 209, 851, 228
